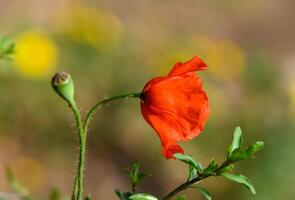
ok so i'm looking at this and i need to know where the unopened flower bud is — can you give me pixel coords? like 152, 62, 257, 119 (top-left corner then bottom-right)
51, 72, 75, 104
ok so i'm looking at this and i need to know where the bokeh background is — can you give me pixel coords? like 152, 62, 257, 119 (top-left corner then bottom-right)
0, 0, 295, 199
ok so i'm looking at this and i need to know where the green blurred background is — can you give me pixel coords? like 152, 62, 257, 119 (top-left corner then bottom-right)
0, 0, 295, 199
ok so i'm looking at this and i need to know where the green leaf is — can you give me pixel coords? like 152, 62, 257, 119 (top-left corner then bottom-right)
5, 167, 22, 193
217, 164, 234, 175
49, 188, 60, 200
124, 168, 133, 178
85, 194, 91, 200
203, 159, 218, 175
228, 127, 243, 157
230, 141, 264, 162
123, 161, 151, 193
246, 141, 264, 155
196, 187, 212, 200
115, 190, 132, 200
176, 195, 186, 200
0, 37, 15, 59
129, 193, 158, 200
221, 173, 256, 194
187, 165, 198, 181
174, 153, 203, 172
191, 186, 211, 200
137, 172, 151, 182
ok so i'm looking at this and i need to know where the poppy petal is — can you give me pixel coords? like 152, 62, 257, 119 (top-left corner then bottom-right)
141, 102, 185, 158
141, 72, 209, 159
168, 56, 207, 77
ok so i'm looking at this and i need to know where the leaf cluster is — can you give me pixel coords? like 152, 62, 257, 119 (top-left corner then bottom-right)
172, 127, 264, 200
116, 161, 154, 200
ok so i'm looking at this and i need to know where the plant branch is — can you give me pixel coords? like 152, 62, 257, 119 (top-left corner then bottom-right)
161, 160, 232, 200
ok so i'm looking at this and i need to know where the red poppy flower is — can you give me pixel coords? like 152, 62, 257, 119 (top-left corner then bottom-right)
140, 56, 210, 159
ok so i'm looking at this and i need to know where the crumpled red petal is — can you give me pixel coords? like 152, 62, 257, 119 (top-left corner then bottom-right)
168, 56, 207, 77
141, 56, 210, 159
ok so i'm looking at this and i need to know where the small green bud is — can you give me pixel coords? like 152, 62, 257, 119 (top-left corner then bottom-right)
51, 72, 75, 104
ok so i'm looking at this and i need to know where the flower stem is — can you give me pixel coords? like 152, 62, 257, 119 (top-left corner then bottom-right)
83, 92, 141, 133
161, 160, 232, 200
70, 92, 141, 200
70, 101, 85, 200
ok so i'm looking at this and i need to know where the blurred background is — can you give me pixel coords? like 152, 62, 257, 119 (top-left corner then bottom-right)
0, 0, 295, 199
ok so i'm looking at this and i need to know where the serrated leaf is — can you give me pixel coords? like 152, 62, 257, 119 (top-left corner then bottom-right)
115, 190, 132, 200
228, 127, 243, 157
221, 173, 256, 194
174, 153, 203, 172
129, 193, 158, 200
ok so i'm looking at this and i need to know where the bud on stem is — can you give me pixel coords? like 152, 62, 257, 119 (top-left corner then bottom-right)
51, 72, 75, 104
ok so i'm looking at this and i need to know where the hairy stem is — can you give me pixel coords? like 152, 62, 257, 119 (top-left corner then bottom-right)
161, 160, 232, 200
70, 92, 141, 200
83, 92, 141, 132
70, 102, 85, 200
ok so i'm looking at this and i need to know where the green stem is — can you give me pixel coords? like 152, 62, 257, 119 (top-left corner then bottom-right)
161, 160, 232, 200
70, 101, 85, 200
83, 92, 141, 133
70, 92, 141, 200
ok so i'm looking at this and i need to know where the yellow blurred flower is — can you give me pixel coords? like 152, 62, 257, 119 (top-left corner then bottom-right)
198, 37, 246, 80
151, 35, 246, 81
53, 5, 123, 50
14, 31, 58, 79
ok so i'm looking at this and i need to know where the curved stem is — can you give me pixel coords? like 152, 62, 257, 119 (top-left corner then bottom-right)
83, 92, 141, 133
161, 160, 232, 200
70, 92, 141, 200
